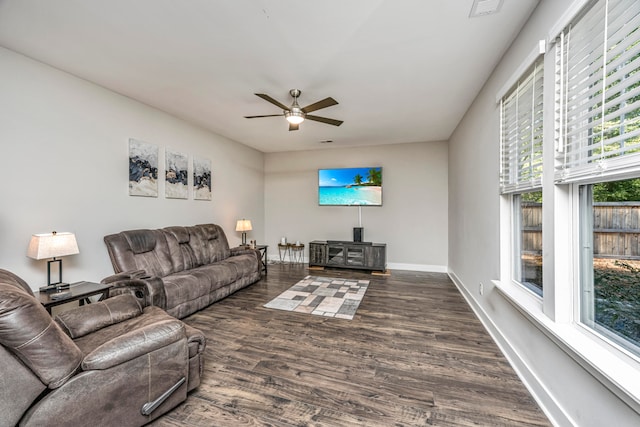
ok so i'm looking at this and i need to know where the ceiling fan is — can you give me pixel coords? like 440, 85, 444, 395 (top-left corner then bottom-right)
244, 89, 343, 131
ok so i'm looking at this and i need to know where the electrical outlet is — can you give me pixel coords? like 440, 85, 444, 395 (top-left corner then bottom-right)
479, 282, 484, 295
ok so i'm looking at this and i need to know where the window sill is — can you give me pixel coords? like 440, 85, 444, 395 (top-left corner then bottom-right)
493, 279, 640, 414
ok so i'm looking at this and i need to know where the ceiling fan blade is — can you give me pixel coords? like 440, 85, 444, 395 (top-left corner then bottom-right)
305, 115, 344, 127
301, 97, 338, 114
244, 114, 284, 119
255, 93, 290, 111
289, 123, 299, 131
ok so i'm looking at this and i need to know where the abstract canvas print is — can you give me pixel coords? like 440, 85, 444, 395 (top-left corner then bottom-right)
129, 138, 158, 197
193, 156, 211, 200
165, 149, 188, 199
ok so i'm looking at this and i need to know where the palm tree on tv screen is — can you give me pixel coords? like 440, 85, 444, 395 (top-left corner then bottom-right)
367, 168, 382, 186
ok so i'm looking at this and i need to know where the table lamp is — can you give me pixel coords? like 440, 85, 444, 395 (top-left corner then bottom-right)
235, 219, 252, 246
27, 231, 79, 291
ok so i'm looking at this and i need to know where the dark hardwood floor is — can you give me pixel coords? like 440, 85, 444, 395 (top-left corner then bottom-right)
151, 264, 550, 427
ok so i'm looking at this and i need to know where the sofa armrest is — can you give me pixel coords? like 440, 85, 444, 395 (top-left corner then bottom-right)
230, 246, 260, 259
100, 269, 147, 284
101, 274, 167, 309
82, 319, 185, 371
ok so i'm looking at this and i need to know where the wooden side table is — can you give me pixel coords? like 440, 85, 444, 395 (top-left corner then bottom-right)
277, 243, 290, 263
255, 244, 268, 274
37, 281, 111, 314
289, 243, 305, 264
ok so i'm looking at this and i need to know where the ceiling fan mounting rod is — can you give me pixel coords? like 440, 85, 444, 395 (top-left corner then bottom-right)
289, 89, 301, 99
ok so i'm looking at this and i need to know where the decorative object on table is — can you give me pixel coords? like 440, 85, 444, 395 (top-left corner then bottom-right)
27, 231, 79, 292
280, 236, 287, 245
193, 156, 212, 200
264, 275, 370, 320
353, 227, 363, 242
165, 148, 188, 199
235, 219, 252, 246
128, 138, 158, 197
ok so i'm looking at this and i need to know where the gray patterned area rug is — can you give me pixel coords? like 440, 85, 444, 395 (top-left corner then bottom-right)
264, 275, 370, 320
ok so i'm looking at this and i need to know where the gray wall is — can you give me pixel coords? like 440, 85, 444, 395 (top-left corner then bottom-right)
0, 47, 265, 288
448, 0, 640, 425
265, 141, 448, 271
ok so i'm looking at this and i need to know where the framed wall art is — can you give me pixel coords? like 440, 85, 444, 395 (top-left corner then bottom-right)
128, 138, 158, 197
193, 156, 211, 200
165, 148, 188, 199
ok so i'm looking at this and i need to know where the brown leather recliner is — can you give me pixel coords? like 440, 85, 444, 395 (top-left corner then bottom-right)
0, 268, 206, 427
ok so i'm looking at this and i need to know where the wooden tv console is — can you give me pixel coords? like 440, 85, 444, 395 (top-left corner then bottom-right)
309, 240, 386, 272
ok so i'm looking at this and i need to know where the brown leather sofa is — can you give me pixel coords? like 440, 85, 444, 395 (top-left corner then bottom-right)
102, 223, 261, 319
0, 268, 205, 427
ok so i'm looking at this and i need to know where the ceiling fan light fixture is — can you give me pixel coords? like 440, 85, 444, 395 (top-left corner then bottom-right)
285, 110, 305, 125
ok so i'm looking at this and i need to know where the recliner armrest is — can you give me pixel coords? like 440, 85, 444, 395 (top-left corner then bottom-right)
82, 319, 185, 371
101, 274, 167, 309
101, 270, 147, 284
230, 246, 259, 259
55, 294, 143, 339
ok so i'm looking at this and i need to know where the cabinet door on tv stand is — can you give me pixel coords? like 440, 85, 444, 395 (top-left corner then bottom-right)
327, 244, 345, 265
365, 245, 386, 270
309, 242, 327, 265
345, 245, 365, 267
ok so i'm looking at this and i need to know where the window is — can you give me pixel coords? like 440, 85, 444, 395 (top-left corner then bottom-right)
496, 0, 640, 406
514, 191, 543, 295
556, 0, 640, 355
579, 178, 640, 354
501, 56, 544, 293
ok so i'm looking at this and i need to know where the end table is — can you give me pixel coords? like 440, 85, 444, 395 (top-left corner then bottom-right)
255, 245, 268, 274
37, 281, 111, 315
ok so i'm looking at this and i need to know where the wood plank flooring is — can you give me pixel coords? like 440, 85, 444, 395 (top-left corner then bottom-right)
150, 265, 550, 427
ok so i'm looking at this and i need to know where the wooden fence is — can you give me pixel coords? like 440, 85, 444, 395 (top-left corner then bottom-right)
522, 202, 640, 259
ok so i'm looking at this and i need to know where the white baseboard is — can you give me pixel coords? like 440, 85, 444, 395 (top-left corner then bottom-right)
387, 262, 448, 273
266, 256, 447, 274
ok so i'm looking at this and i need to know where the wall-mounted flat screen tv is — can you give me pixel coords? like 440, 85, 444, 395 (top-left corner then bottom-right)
318, 167, 382, 206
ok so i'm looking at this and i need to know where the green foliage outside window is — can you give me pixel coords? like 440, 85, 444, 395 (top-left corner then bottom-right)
593, 178, 640, 202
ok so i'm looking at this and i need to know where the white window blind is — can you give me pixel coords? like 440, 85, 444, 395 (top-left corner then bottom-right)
500, 58, 544, 194
556, 0, 640, 183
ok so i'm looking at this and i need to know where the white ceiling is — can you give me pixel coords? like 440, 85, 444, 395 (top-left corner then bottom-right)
0, 0, 539, 153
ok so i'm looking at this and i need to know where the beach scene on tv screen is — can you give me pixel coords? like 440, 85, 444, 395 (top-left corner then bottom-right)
318, 167, 382, 206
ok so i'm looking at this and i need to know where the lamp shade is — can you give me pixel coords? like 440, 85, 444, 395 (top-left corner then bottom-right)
27, 232, 79, 260
235, 219, 252, 232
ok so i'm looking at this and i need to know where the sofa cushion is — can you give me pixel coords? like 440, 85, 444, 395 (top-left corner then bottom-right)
164, 226, 202, 270
162, 270, 213, 312
224, 253, 259, 279
123, 229, 157, 254
191, 224, 230, 264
